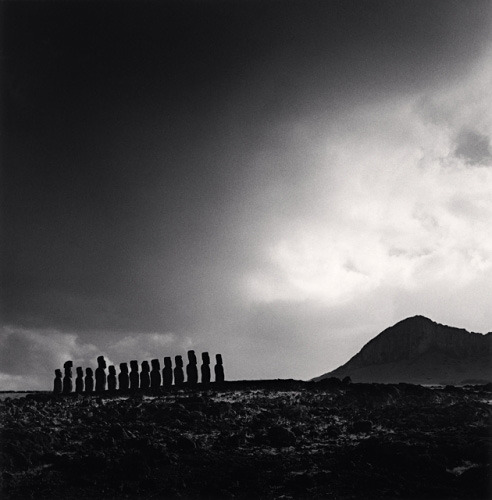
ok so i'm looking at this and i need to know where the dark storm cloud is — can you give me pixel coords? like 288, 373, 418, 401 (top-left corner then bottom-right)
2, 0, 492, 387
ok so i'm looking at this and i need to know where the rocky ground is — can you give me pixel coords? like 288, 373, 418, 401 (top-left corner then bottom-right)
1, 380, 491, 499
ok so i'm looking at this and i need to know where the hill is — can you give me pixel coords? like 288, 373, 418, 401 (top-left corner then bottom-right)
314, 316, 492, 385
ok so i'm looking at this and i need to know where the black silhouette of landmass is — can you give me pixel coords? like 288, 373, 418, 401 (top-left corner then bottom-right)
315, 316, 492, 385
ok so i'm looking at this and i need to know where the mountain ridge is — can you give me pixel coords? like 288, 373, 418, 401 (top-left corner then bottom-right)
315, 315, 492, 385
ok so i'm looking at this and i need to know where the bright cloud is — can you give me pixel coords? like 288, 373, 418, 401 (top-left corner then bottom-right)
245, 49, 492, 308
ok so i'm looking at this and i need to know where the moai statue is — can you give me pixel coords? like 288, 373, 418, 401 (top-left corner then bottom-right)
201, 352, 211, 385
53, 369, 62, 394
174, 355, 184, 386
214, 353, 225, 383
85, 368, 94, 393
186, 350, 198, 386
108, 365, 117, 391
75, 367, 84, 393
140, 361, 150, 390
150, 359, 161, 392
63, 360, 73, 394
95, 356, 107, 393
119, 362, 129, 391
129, 360, 139, 391
162, 356, 173, 388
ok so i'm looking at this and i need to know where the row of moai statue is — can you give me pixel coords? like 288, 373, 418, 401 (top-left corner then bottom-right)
53, 351, 224, 394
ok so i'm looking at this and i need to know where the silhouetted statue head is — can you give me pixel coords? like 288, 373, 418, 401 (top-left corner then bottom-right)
162, 356, 173, 387
174, 355, 184, 386
62, 362, 73, 393
130, 360, 139, 371
53, 369, 62, 394
107, 365, 117, 391
150, 359, 161, 390
214, 353, 224, 383
85, 367, 94, 393
141, 360, 150, 372
201, 352, 211, 384
97, 356, 106, 369
63, 361, 73, 377
75, 367, 84, 393
119, 362, 130, 391
186, 351, 198, 385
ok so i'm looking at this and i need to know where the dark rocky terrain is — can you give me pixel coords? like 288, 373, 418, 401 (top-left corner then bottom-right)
316, 316, 492, 385
1, 380, 491, 499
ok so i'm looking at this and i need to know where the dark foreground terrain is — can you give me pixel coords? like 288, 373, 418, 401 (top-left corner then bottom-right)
1, 380, 491, 499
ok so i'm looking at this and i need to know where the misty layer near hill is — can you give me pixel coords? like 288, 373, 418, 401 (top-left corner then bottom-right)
315, 316, 492, 385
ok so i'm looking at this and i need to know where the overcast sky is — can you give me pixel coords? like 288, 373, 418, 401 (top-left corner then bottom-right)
2, 0, 492, 390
